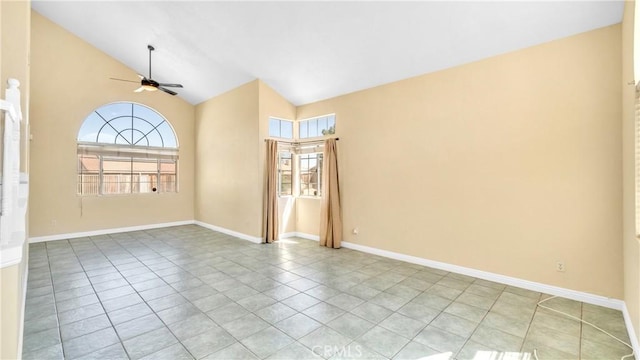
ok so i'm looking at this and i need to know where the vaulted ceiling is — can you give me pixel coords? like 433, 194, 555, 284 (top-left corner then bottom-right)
32, 1, 624, 106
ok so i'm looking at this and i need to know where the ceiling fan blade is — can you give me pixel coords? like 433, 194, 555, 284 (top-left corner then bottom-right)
110, 77, 138, 83
134, 86, 145, 93
158, 87, 178, 96
157, 83, 183, 88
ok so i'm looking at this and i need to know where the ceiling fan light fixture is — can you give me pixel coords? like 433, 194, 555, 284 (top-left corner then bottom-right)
110, 45, 182, 96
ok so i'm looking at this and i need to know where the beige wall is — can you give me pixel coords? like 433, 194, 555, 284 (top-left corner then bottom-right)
195, 81, 262, 236
278, 196, 296, 234
1, 0, 30, 137
23, 0, 631, 320
623, 0, 640, 345
297, 25, 623, 298
29, 12, 195, 237
258, 81, 297, 235
2, 0, 30, 173
194, 80, 297, 238
296, 197, 320, 236
1, 265, 23, 360
1, 1, 30, 359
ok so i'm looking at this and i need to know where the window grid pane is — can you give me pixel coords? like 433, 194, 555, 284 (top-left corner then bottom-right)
298, 114, 336, 138
308, 119, 318, 137
160, 161, 177, 193
281, 121, 293, 139
102, 158, 133, 194
77, 155, 100, 195
299, 153, 322, 197
269, 118, 281, 137
79, 103, 176, 148
279, 152, 293, 196
132, 159, 159, 193
269, 118, 293, 139
77, 102, 179, 196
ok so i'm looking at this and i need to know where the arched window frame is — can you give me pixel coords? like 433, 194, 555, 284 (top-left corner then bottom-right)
77, 102, 179, 196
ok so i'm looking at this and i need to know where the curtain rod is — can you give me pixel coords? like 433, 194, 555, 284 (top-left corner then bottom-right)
264, 137, 339, 145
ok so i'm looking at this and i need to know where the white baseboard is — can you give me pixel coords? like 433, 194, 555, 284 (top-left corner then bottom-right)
281, 232, 319, 241
194, 221, 262, 244
342, 239, 640, 359
28, 220, 195, 243
28, 220, 265, 245
340, 240, 623, 310
23, 221, 640, 353
622, 303, 640, 356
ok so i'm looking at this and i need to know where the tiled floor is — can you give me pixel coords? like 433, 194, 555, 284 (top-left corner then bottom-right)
22, 225, 634, 360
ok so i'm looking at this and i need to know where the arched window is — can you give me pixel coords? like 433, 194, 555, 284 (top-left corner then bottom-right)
77, 102, 178, 195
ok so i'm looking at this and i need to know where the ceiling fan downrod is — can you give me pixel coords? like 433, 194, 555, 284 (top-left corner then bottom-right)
147, 44, 154, 79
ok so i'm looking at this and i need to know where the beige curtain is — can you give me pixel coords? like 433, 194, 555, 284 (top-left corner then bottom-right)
320, 138, 342, 248
263, 140, 279, 243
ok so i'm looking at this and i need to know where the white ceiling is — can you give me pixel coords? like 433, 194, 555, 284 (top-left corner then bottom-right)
31, 1, 624, 106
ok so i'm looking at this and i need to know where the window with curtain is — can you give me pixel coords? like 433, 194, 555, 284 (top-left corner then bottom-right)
299, 153, 323, 197
77, 102, 179, 196
267, 114, 335, 199
278, 151, 293, 196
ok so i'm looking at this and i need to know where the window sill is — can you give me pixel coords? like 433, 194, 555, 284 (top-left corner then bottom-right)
1, 236, 24, 269
77, 192, 178, 197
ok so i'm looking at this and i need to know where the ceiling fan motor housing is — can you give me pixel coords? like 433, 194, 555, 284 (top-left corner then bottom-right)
141, 78, 159, 88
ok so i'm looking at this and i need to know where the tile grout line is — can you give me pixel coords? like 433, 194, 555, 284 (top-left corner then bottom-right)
450, 280, 502, 358
24, 226, 630, 360
44, 241, 65, 359
61, 230, 198, 359
39, 236, 487, 358
33, 228, 249, 359
112, 229, 291, 359
67, 234, 135, 360
94, 230, 200, 360
381, 272, 448, 358
519, 292, 546, 355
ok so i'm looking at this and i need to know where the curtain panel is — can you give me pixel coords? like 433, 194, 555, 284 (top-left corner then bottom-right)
263, 139, 279, 243
320, 138, 342, 248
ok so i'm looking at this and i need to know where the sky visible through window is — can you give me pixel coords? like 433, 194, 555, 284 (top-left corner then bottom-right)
299, 114, 335, 139
77, 103, 177, 148
269, 118, 293, 139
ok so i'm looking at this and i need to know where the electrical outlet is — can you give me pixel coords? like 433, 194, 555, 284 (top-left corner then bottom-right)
352, 228, 359, 235
51, 219, 57, 227
556, 261, 566, 272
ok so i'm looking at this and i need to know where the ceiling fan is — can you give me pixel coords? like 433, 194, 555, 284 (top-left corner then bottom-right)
110, 45, 183, 96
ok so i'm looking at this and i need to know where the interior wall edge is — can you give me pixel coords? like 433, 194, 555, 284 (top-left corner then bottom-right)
194, 221, 262, 244
28, 220, 196, 243
281, 232, 320, 241
21, 218, 639, 353
340, 240, 625, 309
16, 264, 28, 360
338, 238, 640, 353
623, 303, 640, 356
